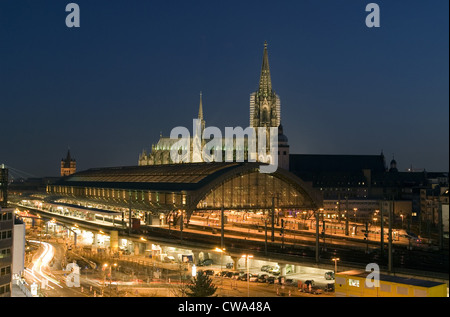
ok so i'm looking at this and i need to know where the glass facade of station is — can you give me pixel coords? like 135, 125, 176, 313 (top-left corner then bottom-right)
197, 171, 310, 210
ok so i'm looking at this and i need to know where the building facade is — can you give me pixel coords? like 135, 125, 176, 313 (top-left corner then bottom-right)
0, 207, 13, 297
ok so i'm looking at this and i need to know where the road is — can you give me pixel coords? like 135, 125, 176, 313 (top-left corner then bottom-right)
24, 240, 100, 297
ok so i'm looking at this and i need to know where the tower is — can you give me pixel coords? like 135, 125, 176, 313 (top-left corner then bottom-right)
198, 91, 206, 133
250, 42, 282, 167
0, 164, 8, 208
192, 92, 206, 163
389, 155, 398, 173
278, 124, 290, 170
250, 41, 281, 129
61, 149, 76, 176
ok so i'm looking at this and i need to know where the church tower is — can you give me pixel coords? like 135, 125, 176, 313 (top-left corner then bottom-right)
198, 91, 206, 133
250, 42, 282, 167
278, 124, 290, 170
61, 149, 76, 176
250, 41, 281, 128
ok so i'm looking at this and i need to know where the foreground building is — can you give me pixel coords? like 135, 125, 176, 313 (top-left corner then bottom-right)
0, 166, 12, 297
0, 207, 13, 297
0, 165, 8, 208
335, 270, 447, 297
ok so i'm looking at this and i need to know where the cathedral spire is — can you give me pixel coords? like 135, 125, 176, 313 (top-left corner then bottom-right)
259, 41, 272, 96
198, 91, 204, 121
65, 148, 72, 163
198, 91, 205, 132
250, 42, 280, 128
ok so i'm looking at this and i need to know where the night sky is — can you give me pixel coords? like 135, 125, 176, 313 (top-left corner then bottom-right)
0, 0, 448, 177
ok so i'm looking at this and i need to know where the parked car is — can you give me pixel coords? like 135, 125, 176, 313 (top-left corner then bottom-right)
239, 272, 250, 281
324, 283, 335, 292
216, 270, 227, 277
257, 274, 269, 283
266, 276, 276, 284
204, 270, 215, 276
232, 272, 242, 280
324, 271, 335, 280
198, 259, 213, 266
269, 267, 281, 276
226, 263, 233, 269
285, 279, 297, 286
225, 271, 234, 278
249, 274, 258, 282
261, 265, 273, 272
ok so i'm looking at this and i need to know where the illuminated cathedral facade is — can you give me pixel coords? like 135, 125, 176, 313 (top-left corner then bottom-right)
138, 42, 289, 170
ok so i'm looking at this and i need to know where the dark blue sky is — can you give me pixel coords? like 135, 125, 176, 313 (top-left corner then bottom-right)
0, 0, 448, 177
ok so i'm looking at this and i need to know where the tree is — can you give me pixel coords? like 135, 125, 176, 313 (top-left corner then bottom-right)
186, 272, 217, 297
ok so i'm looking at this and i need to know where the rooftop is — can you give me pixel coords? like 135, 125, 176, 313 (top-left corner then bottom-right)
53, 162, 254, 192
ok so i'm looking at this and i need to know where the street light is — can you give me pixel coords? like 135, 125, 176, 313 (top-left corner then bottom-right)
215, 247, 226, 295
103, 263, 117, 296
214, 247, 226, 271
332, 258, 340, 275
241, 254, 253, 297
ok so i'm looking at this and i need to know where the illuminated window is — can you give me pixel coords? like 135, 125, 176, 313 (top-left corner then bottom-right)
349, 279, 360, 287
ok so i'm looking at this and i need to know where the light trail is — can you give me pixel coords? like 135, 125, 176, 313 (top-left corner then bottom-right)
28, 240, 63, 289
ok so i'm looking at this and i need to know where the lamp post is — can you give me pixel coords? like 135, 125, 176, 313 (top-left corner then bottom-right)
241, 254, 253, 297
332, 258, 340, 275
214, 247, 226, 273
215, 247, 226, 295
102, 263, 108, 296
103, 263, 117, 296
